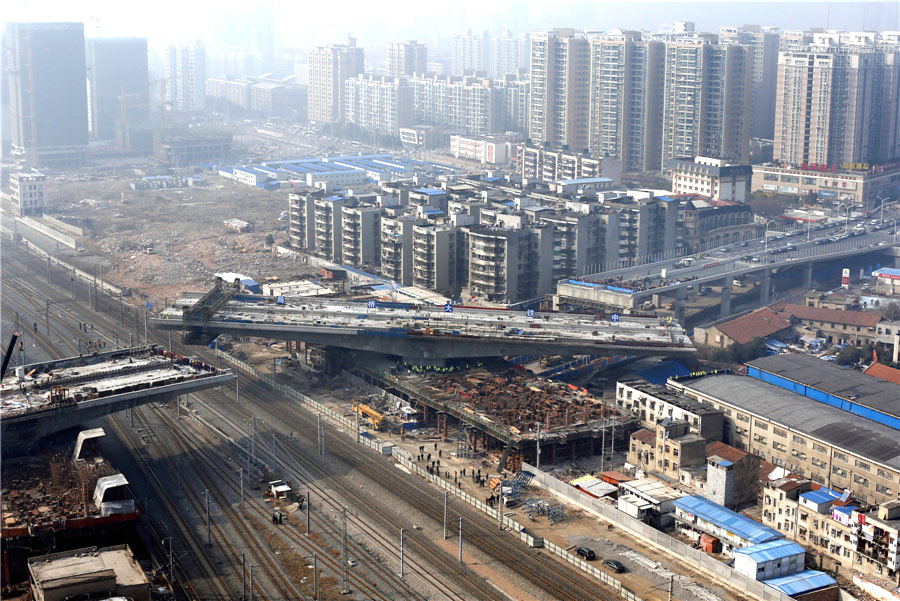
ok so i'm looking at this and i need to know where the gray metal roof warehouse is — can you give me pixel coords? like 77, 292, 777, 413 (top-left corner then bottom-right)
673, 374, 900, 471
745, 354, 900, 431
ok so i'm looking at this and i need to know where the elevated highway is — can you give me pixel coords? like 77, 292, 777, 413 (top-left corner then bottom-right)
152, 291, 695, 362
558, 232, 900, 322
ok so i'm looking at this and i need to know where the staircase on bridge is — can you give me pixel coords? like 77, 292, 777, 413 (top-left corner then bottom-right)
181, 278, 241, 344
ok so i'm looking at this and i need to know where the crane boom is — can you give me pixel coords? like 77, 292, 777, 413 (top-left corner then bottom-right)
2, 332, 21, 379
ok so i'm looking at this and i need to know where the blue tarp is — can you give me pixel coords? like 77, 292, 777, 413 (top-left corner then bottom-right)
673, 495, 783, 545
634, 360, 691, 385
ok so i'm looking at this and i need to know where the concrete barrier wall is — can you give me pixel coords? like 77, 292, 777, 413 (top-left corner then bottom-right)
15, 216, 80, 249
42, 214, 85, 237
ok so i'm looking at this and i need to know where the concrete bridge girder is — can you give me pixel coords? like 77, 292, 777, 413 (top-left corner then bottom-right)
1, 373, 234, 450
152, 320, 695, 360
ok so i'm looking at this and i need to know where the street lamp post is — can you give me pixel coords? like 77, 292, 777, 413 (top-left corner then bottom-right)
875, 195, 888, 225
763, 219, 777, 256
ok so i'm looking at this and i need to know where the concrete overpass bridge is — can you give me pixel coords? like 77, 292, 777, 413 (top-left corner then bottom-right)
151, 281, 695, 363
1, 346, 233, 450
557, 233, 900, 323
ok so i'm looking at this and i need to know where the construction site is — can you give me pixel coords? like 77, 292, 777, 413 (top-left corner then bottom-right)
0, 428, 141, 593
244, 338, 638, 474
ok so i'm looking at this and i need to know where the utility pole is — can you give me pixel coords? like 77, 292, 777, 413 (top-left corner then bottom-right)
306, 490, 311, 536
340, 507, 350, 594
204, 489, 211, 547
311, 553, 318, 600
443, 492, 449, 540
356, 405, 360, 443
45, 299, 50, 335
668, 575, 674, 601
240, 553, 246, 601
144, 498, 150, 549
168, 330, 172, 353
166, 538, 174, 582
114, 330, 118, 350
458, 517, 463, 563
249, 565, 257, 601
272, 433, 277, 471
317, 414, 321, 454
536, 422, 541, 470
235, 371, 240, 404
399, 528, 405, 577
321, 420, 326, 465
119, 293, 124, 326
239, 468, 244, 508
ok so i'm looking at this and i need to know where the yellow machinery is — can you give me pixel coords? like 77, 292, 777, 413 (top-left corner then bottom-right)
352, 403, 385, 430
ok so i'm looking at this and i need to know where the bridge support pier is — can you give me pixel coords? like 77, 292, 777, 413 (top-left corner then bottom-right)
804, 263, 814, 290
675, 286, 687, 325
760, 269, 772, 305
719, 279, 732, 319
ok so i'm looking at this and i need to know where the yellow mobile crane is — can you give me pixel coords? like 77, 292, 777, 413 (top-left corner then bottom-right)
352, 403, 385, 430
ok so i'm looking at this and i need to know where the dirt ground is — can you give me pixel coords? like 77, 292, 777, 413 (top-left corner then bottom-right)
43, 173, 312, 306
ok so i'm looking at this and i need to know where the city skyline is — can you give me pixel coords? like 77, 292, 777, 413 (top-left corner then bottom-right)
2, 2, 898, 50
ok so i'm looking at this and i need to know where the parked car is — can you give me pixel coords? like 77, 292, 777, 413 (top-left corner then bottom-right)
603, 559, 626, 573
575, 547, 596, 560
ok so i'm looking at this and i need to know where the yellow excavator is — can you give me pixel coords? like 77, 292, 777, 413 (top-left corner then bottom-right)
352, 403, 385, 430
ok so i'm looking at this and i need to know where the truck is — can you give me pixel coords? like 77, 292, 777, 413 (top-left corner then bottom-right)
675, 257, 695, 268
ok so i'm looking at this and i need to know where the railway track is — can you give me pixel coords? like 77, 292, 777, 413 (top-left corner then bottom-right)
3, 240, 620, 601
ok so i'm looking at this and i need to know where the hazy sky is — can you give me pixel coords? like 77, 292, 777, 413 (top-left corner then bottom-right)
3, 0, 899, 51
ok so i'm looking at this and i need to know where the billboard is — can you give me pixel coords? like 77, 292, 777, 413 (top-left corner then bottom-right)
842, 268, 850, 289
817, 190, 837, 199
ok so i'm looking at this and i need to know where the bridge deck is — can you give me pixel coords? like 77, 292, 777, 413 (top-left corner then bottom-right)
158, 296, 692, 352
1, 346, 223, 421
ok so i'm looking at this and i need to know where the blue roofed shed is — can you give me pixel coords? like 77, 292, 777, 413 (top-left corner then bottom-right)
764, 570, 837, 597
673, 495, 783, 553
733, 539, 806, 581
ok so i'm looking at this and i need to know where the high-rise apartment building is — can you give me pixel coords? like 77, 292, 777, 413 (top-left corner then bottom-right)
490, 31, 529, 78
495, 74, 530, 134
344, 75, 413, 137
5, 22, 89, 165
386, 41, 427, 77
381, 216, 423, 286
452, 29, 489, 75
529, 29, 591, 152
719, 26, 780, 140
341, 205, 381, 268
87, 38, 150, 140
412, 225, 458, 294
165, 41, 206, 111
588, 32, 665, 173
463, 225, 554, 304
660, 39, 753, 166
410, 74, 501, 136
307, 37, 364, 124
774, 46, 900, 167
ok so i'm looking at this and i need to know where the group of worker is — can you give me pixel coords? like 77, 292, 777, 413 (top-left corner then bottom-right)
398, 361, 485, 374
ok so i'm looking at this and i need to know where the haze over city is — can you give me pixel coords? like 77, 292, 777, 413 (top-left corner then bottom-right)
2, 3, 900, 601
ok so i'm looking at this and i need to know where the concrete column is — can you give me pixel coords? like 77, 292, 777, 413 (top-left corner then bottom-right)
675, 286, 687, 325
720, 278, 732, 319
760, 269, 772, 305
803, 263, 813, 290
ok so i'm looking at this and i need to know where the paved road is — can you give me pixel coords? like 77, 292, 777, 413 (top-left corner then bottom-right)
583, 214, 900, 288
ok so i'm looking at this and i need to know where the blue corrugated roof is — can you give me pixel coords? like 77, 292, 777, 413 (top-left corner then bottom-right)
717, 460, 733, 467
832, 505, 855, 515
800, 488, 840, 505
414, 188, 445, 196
673, 496, 784, 544
634, 360, 691, 385
734, 539, 805, 562
765, 570, 836, 596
